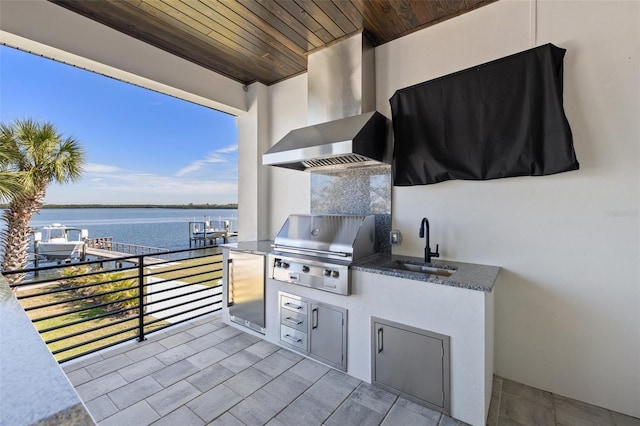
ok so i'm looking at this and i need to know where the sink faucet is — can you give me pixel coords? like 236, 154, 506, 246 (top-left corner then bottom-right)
419, 218, 440, 263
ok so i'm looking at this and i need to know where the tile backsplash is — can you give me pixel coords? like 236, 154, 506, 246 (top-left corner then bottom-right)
310, 165, 391, 254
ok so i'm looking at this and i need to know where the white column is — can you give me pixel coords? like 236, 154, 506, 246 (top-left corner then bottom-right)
237, 83, 270, 241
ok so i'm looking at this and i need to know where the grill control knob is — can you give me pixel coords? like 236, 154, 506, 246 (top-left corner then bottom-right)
302, 265, 310, 273
323, 269, 331, 277
281, 262, 290, 269
275, 260, 282, 268
332, 271, 339, 278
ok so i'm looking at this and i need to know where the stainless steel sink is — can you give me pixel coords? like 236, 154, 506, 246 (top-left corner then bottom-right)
386, 260, 455, 277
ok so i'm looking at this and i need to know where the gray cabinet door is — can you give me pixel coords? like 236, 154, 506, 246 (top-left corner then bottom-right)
309, 303, 346, 370
372, 318, 450, 414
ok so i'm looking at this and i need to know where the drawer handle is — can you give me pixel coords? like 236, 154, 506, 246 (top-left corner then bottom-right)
284, 334, 302, 343
285, 317, 303, 325
284, 302, 303, 310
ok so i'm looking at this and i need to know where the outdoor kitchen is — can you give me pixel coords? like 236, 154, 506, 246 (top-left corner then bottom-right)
221, 222, 498, 425
2, 1, 638, 425
221, 32, 509, 425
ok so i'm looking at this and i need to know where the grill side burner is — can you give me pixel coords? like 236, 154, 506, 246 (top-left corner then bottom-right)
268, 214, 376, 295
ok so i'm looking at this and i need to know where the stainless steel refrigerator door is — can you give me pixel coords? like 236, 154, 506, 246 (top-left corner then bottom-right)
227, 251, 265, 331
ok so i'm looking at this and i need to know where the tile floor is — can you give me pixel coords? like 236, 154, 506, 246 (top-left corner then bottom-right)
63, 314, 640, 426
488, 376, 639, 426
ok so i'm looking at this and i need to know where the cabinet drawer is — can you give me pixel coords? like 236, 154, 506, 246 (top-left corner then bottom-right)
280, 325, 308, 351
280, 310, 307, 332
281, 295, 308, 315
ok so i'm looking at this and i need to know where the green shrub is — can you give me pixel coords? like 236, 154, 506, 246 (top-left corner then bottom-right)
60, 266, 139, 315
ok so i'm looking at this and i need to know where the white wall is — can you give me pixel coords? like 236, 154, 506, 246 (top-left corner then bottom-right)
266, 74, 311, 235
373, 0, 640, 417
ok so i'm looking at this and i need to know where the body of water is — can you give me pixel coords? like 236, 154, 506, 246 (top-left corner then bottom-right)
22, 208, 238, 252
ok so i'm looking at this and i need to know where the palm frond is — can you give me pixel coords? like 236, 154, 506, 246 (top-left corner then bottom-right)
0, 118, 86, 192
0, 170, 23, 202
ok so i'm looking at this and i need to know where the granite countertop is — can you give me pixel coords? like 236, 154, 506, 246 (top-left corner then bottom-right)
221, 240, 274, 256
0, 276, 95, 425
353, 254, 500, 292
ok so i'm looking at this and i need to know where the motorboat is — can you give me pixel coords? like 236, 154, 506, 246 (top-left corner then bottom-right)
35, 224, 88, 260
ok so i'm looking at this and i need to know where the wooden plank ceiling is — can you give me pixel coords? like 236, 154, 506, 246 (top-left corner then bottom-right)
49, 0, 496, 85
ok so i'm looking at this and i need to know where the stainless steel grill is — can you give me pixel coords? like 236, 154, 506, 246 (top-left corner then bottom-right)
268, 214, 376, 295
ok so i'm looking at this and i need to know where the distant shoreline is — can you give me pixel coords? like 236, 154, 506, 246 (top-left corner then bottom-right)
0, 204, 238, 210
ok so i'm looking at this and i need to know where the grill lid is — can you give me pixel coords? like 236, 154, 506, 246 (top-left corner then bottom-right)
273, 214, 376, 261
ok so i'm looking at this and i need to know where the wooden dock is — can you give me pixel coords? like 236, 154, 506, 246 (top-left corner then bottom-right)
84, 237, 169, 265
84, 247, 167, 265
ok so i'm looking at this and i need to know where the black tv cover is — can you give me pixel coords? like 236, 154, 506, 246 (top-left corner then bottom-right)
390, 44, 579, 186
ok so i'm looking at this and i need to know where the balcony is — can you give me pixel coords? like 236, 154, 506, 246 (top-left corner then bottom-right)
2, 249, 635, 425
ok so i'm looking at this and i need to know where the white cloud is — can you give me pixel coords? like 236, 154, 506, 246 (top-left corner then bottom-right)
175, 161, 205, 177
49, 153, 238, 204
86, 168, 235, 192
46, 176, 238, 204
216, 144, 238, 154
88, 174, 237, 197
205, 154, 226, 163
84, 163, 120, 173
175, 146, 237, 177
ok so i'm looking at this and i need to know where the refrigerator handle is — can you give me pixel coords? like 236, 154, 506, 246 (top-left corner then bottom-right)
226, 258, 234, 306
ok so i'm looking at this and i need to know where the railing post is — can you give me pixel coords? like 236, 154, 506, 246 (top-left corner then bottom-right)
34, 242, 39, 278
137, 255, 146, 342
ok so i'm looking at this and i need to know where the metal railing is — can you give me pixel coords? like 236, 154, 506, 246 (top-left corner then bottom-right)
2, 246, 223, 363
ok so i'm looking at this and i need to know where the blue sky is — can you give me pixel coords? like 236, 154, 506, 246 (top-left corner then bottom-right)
0, 45, 238, 205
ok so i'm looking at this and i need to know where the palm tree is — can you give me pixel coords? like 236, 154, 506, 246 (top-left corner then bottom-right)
0, 119, 85, 281
0, 150, 23, 201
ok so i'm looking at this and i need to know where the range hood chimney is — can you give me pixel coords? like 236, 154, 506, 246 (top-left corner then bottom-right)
263, 33, 391, 171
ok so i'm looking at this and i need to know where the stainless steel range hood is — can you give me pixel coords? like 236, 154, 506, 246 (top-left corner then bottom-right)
263, 33, 391, 171
262, 111, 388, 171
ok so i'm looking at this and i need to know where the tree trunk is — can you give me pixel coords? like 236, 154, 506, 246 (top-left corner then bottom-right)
1, 190, 45, 284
